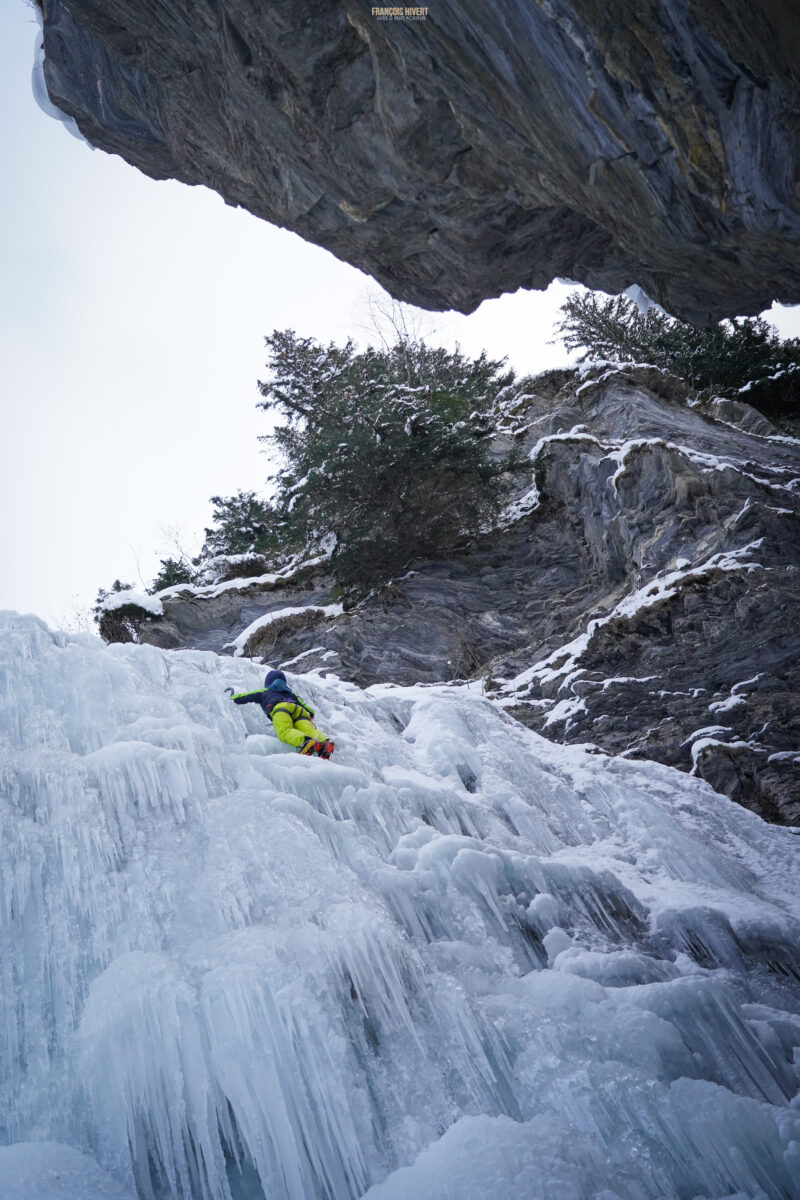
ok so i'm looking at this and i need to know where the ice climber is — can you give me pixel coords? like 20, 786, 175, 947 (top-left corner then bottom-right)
228, 669, 334, 758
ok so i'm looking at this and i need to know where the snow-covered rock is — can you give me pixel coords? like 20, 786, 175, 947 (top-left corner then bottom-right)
135, 367, 800, 823
99, 590, 164, 616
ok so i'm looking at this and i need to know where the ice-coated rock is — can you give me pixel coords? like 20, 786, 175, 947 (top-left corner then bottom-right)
1, 611, 799, 1198
38, 0, 800, 323
4, 614, 800, 1195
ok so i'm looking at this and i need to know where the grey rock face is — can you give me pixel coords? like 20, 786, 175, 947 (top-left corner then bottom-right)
137, 367, 800, 825
140, 571, 336, 654
41, 0, 800, 322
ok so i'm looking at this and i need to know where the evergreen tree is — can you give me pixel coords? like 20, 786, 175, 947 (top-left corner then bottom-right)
257, 331, 516, 587
97, 331, 522, 624
556, 291, 800, 421
200, 491, 282, 559
150, 557, 195, 592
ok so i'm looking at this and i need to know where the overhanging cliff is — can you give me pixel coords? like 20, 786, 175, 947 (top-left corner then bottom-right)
40, 0, 800, 323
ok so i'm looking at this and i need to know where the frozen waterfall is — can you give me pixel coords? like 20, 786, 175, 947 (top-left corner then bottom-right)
1, 611, 799, 1200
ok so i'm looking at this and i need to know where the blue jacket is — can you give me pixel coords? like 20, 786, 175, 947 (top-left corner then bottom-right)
232, 678, 315, 722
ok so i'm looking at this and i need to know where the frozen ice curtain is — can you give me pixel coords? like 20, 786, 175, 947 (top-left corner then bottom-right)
1, 612, 799, 1199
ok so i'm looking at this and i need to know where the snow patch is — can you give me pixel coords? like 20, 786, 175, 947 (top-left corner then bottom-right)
226, 603, 344, 657
99, 590, 164, 616
499, 481, 540, 525
690, 736, 756, 773
708, 694, 747, 715
155, 543, 337, 602
622, 284, 666, 317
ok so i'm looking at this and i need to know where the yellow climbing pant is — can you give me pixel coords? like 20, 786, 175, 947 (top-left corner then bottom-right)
271, 709, 328, 749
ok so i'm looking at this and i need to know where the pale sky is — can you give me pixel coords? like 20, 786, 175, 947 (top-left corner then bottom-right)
2, 2, 799, 628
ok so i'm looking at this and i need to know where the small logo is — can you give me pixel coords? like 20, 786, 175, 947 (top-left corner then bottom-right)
371, 6, 429, 20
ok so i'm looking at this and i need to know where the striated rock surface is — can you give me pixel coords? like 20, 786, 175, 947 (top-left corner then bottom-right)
137, 367, 800, 825
41, 0, 800, 322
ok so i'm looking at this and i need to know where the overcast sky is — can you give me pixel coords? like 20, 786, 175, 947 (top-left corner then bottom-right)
2, 2, 799, 629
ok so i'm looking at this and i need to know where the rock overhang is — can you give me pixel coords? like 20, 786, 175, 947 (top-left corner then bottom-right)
39, 0, 800, 324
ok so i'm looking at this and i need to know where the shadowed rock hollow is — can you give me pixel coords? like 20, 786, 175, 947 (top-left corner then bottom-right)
40, 0, 800, 322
